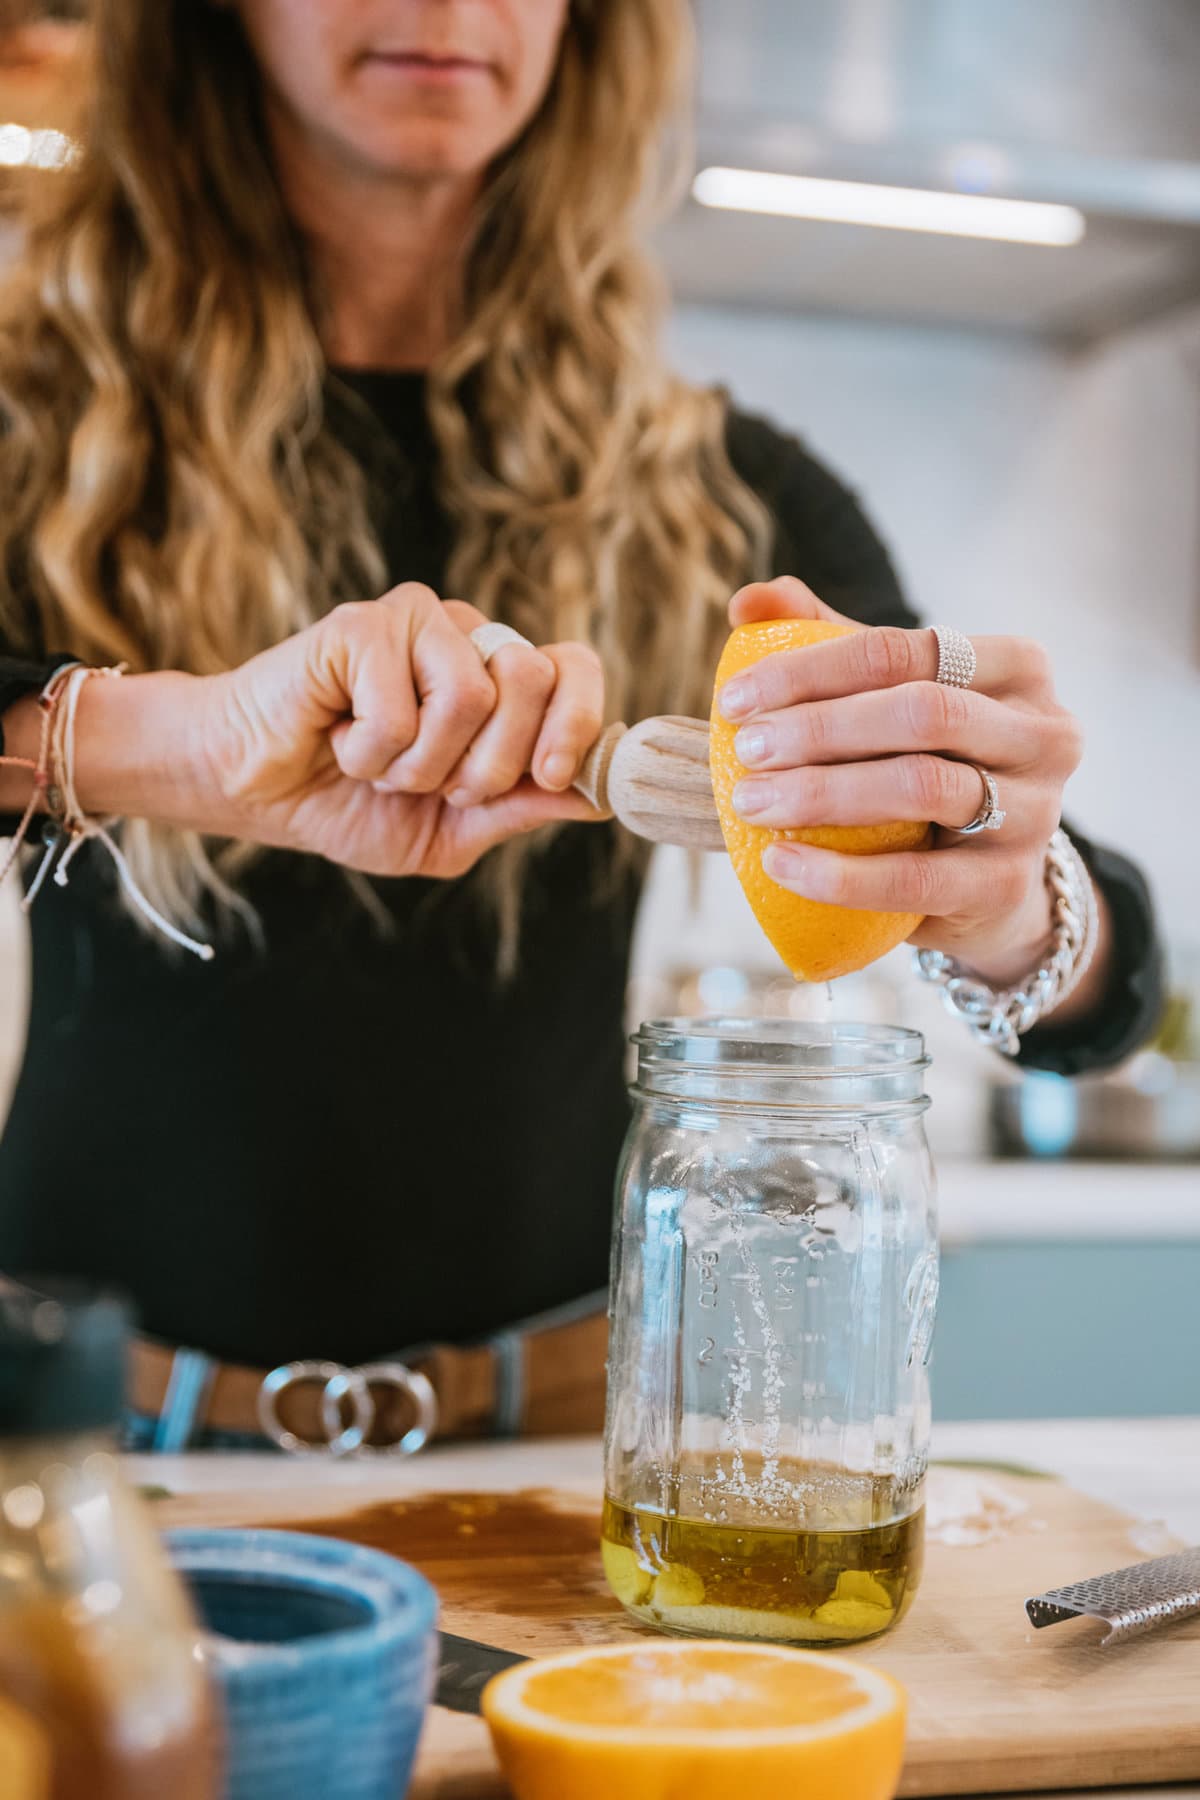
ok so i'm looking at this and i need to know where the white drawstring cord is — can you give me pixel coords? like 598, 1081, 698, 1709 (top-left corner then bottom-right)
40, 665, 215, 962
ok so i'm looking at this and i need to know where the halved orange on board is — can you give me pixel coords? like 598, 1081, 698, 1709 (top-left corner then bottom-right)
710, 618, 933, 982
482, 1639, 907, 1800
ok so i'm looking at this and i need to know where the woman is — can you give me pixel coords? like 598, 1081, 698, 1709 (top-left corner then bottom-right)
0, 1, 1161, 1453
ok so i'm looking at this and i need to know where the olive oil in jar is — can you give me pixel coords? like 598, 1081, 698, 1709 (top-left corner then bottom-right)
601, 1470, 923, 1646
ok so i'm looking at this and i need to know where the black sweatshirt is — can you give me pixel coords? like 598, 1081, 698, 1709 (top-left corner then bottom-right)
0, 374, 1164, 1367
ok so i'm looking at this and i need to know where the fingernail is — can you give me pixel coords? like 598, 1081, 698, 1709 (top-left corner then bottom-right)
763, 845, 810, 885
733, 779, 773, 818
541, 753, 574, 790
735, 725, 774, 767
719, 678, 757, 721
446, 788, 473, 808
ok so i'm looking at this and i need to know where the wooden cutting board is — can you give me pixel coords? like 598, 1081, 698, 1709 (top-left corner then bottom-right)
157, 1468, 1200, 1798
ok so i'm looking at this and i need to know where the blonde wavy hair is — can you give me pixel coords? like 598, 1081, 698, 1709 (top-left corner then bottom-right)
0, 0, 768, 952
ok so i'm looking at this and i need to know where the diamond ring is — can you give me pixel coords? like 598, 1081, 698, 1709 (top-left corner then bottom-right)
955, 765, 1006, 835
932, 625, 977, 689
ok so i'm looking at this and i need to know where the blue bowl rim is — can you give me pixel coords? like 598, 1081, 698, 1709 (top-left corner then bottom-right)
166, 1526, 439, 1673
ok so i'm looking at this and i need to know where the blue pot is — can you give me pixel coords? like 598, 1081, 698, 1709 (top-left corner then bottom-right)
167, 1526, 438, 1800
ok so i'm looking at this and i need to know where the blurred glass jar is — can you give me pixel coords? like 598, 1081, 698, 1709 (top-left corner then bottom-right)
0, 1284, 221, 1800
603, 1020, 937, 1646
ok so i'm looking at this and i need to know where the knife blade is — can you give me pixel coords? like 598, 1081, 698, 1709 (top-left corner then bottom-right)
435, 1631, 529, 1714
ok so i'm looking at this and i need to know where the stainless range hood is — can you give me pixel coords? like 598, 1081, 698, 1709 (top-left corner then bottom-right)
658, 0, 1200, 342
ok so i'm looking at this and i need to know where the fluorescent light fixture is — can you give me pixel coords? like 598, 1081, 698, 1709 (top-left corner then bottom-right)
693, 166, 1086, 247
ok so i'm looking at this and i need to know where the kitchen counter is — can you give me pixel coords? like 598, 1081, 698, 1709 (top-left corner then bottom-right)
936, 1160, 1200, 1247
133, 1415, 1200, 1800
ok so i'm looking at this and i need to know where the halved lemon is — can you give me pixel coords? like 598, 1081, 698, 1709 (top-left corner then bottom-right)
711, 618, 932, 981
482, 1639, 907, 1800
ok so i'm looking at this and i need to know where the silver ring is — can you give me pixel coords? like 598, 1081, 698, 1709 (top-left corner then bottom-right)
257, 1359, 373, 1458
955, 764, 1007, 835
321, 1362, 439, 1458
932, 625, 977, 689
469, 622, 533, 666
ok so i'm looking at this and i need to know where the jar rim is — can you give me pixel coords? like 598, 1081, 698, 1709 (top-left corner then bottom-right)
632, 1017, 928, 1077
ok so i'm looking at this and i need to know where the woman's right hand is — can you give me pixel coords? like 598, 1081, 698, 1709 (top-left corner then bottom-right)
72, 583, 607, 877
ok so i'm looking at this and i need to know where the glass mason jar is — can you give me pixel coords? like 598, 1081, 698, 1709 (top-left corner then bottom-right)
603, 1020, 938, 1647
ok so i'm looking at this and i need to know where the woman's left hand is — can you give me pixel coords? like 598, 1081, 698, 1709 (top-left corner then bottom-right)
718, 577, 1087, 986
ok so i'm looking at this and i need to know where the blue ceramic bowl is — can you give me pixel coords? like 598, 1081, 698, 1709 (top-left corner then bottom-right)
167, 1526, 438, 1800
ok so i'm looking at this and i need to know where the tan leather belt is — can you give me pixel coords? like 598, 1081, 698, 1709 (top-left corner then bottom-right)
128, 1307, 609, 1455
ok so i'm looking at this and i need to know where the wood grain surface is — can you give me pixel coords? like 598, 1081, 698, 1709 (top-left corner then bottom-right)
157, 1469, 1200, 1798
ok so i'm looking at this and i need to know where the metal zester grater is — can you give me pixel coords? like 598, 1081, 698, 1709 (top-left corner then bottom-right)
1026, 1547, 1200, 1644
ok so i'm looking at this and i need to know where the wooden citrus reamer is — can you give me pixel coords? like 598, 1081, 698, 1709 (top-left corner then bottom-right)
572, 718, 725, 852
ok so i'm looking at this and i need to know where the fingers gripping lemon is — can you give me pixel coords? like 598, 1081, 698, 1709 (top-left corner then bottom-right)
711, 619, 932, 982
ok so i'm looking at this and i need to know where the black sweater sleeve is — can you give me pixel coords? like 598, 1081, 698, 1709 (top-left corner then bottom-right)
1, 655, 59, 742
724, 405, 1165, 1074
726, 407, 922, 629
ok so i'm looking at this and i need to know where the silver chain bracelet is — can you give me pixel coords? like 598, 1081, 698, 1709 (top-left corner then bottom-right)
912, 828, 1099, 1057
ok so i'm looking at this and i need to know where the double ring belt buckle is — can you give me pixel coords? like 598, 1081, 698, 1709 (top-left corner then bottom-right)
257, 1358, 439, 1458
